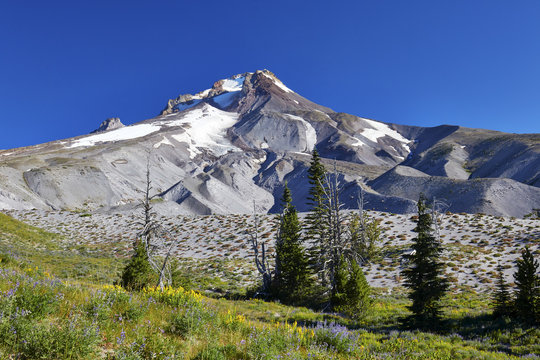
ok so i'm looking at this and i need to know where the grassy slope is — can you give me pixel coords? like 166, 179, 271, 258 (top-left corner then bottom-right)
0, 212, 538, 359
0, 212, 122, 283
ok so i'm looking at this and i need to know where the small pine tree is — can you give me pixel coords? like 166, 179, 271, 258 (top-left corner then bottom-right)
514, 247, 539, 322
364, 218, 381, 261
306, 148, 326, 211
331, 255, 349, 311
345, 259, 371, 319
273, 184, 312, 305
121, 240, 155, 291
332, 257, 371, 319
401, 195, 449, 326
492, 262, 512, 317
349, 213, 381, 264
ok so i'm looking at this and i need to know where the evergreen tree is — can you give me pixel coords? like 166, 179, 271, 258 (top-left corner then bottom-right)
306, 148, 326, 212
121, 240, 155, 291
273, 184, 312, 304
305, 149, 327, 269
401, 195, 449, 326
348, 212, 381, 264
345, 259, 371, 319
492, 262, 512, 317
331, 255, 349, 311
514, 247, 539, 322
364, 219, 381, 261
332, 257, 371, 319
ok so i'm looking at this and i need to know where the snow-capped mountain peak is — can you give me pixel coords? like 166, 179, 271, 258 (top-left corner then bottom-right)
1, 70, 537, 218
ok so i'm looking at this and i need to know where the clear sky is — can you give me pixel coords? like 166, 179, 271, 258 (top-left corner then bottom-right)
1, 1, 539, 149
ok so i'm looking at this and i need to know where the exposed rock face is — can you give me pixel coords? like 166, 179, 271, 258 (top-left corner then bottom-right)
0, 70, 539, 217
91, 118, 124, 133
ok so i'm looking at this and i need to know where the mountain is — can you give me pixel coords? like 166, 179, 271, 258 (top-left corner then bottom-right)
0, 70, 538, 217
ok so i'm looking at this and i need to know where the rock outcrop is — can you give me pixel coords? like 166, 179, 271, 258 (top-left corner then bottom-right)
91, 117, 124, 133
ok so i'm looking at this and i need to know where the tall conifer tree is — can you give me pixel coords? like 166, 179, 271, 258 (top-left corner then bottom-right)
306, 148, 326, 239
401, 195, 449, 326
273, 183, 312, 304
514, 247, 539, 323
305, 149, 327, 282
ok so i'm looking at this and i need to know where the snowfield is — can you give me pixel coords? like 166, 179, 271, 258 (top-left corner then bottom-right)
68, 104, 240, 159
68, 123, 162, 148
165, 104, 240, 158
353, 118, 411, 152
221, 76, 245, 92
285, 114, 317, 152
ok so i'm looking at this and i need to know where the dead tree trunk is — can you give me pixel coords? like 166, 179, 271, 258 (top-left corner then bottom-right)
318, 161, 347, 300
137, 152, 179, 290
247, 202, 273, 296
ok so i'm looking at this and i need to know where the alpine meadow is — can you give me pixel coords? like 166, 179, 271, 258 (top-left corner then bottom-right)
1, 2, 540, 358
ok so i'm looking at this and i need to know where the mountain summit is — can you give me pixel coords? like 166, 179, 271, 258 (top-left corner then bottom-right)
0, 70, 538, 216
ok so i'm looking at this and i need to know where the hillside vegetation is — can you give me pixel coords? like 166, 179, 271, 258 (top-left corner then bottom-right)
0, 213, 538, 359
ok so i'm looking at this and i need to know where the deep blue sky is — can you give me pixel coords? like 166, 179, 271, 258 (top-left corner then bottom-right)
1, 1, 539, 149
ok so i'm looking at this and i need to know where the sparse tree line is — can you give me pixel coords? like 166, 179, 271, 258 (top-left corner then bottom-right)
248, 149, 380, 319
249, 149, 539, 326
120, 150, 539, 328
402, 196, 539, 327
493, 247, 539, 322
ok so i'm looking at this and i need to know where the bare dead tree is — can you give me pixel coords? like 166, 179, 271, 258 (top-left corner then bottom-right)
247, 201, 273, 296
139, 155, 159, 254
430, 197, 449, 243
317, 161, 347, 298
347, 188, 368, 265
136, 152, 180, 290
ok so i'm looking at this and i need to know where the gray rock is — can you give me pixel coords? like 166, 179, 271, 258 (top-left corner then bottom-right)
91, 117, 124, 133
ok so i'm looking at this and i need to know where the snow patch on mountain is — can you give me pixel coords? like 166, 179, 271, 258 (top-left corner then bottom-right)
353, 119, 411, 152
221, 76, 244, 92
153, 137, 173, 149
285, 114, 316, 152
69, 103, 240, 155
69, 123, 161, 148
166, 104, 240, 158
192, 89, 211, 100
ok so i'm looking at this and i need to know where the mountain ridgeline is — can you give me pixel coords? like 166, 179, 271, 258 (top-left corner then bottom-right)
0, 70, 538, 217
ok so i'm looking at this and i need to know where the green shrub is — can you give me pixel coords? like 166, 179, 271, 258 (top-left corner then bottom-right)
0, 315, 99, 360
243, 327, 289, 359
84, 292, 113, 321
120, 241, 155, 291
14, 282, 59, 319
167, 305, 214, 338
85, 287, 147, 322
192, 344, 245, 360
0, 252, 14, 266
313, 322, 357, 354
114, 329, 181, 360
